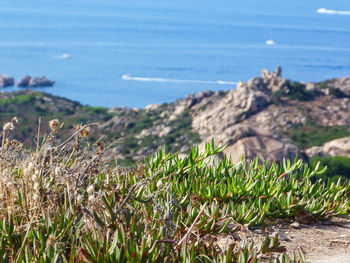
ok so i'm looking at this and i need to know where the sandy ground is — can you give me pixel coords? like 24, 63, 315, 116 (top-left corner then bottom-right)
255, 215, 350, 262
215, 215, 350, 262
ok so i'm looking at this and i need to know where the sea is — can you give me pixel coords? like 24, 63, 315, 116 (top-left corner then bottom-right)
1, 0, 350, 108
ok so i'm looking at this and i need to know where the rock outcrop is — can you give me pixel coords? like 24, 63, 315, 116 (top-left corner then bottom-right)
0, 75, 14, 87
17, 75, 32, 87
306, 136, 350, 158
331, 76, 350, 94
116, 67, 349, 164
17, 75, 55, 87
8, 66, 345, 165
189, 66, 305, 162
224, 136, 301, 163
3, 68, 349, 166
117, 66, 348, 164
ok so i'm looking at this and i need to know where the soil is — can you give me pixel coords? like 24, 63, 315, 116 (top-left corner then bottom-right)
215, 215, 350, 262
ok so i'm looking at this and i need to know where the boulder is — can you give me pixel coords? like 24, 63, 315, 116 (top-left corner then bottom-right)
145, 103, 161, 112
169, 93, 196, 120
192, 83, 270, 139
197, 90, 214, 100
332, 76, 350, 94
224, 135, 301, 163
17, 75, 32, 87
28, 76, 54, 87
258, 66, 290, 93
17, 75, 54, 87
0, 75, 14, 87
305, 136, 350, 158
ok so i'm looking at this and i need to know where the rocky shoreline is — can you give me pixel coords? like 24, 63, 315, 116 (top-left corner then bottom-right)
106, 66, 349, 164
0, 75, 54, 88
0, 67, 349, 166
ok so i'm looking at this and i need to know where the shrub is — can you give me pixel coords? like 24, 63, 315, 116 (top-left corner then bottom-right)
328, 87, 348, 98
288, 123, 350, 149
287, 82, 314, 101
309, 156, 350, 182
0, 93, 36, 107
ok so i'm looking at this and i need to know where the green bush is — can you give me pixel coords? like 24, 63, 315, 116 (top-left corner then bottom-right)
328, 87, 348, 98
318, 78, 336, 90
309, 156, 350, 182
287, 82, 314, 101
271, 82, 314, 104
289, 124, 350, 149
0, 93, 36, 107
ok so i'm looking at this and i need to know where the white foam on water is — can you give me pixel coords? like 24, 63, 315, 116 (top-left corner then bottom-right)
57, 53, 72, 59
121, 74, 237, 85
317, 8, 350, 15
266, 40, 276, 45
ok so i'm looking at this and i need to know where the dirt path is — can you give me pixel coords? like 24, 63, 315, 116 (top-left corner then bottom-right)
252, 215, 350, 262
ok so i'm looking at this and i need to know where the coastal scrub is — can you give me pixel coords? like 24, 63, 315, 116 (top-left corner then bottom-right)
0, 120, 349, 262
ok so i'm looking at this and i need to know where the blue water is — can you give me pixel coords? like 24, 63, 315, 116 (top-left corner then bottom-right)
1, 0, 350, 108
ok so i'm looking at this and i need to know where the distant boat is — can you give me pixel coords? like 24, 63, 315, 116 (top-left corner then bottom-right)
58, 53, 72, 59
266, 40, 276, 45
121, 74, 132, 80
317, 8, 328, 14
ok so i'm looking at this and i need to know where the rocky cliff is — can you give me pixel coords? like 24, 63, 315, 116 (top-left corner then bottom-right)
1, 67, 349, 166
112, 66, 350, 165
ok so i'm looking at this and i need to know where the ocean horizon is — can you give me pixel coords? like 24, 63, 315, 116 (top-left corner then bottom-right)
1, 0, 350, 108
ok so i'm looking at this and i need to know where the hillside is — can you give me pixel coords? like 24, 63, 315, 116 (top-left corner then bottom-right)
1, 69, 350, 262
1, 67, 350, 167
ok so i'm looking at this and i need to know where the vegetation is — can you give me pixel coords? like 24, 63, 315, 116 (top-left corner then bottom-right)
317, 79, 348, 98
272, 82, 314, 103
309, 156, 350, 182
287, 82, 314, 101
1, 119, 350, 262
115, 109, 201, 167
0, 91, 202, 168
0, 91, 114, 146
287, 122, 350, 150
328, 87, 348, 98
317, 79, 336, 90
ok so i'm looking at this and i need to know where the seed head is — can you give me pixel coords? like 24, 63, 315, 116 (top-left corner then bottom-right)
87, 184, 94, 195
3, 122, 14, 131
12, 117, 18, 124
49, 119, 59, 129
80, 127, 90, 138
46, 234, 56, 248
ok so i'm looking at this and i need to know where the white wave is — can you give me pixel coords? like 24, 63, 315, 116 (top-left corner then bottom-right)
57, 53, 72, 59
121, 74, 236, 85
317, 8, 350, 15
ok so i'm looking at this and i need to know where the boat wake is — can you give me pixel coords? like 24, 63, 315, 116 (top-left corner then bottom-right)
57, 53, 72, 59
317, 8, 350, 15
121, 74, 237, 85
